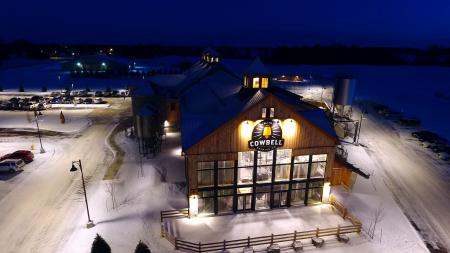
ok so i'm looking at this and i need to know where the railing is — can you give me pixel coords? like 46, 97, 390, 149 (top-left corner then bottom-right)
160, 195, 362, 252
169, 225, 361, 252
160, 208, 189, 222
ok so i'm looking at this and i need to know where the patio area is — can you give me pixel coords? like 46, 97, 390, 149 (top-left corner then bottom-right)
164, 204, 353, 244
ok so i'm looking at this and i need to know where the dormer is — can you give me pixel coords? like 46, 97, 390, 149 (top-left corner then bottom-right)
243, 58, 271, 89
201, 48, 220, 64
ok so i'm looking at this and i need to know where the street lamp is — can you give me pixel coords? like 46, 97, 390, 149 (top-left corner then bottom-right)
33, 109, 45, 153
70, 160, 94, 228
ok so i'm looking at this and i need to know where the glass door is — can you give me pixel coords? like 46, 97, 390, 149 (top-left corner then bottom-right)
272, 184, 289, 208
236, 187, 252, 212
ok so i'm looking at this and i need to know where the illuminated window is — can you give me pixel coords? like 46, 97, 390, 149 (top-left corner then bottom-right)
218, 160, 234, 186
197, 162, 214, 187
262, 107, 275, 118
261, 77, 269, 88
252, 77, 260, 88
244, 76, 248, 87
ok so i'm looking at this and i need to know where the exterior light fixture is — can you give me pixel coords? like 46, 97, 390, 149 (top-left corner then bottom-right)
189, 195, 198, 218
70, 160, 94, 228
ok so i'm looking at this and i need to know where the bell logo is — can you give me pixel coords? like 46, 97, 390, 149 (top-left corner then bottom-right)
248, 119, 284, 151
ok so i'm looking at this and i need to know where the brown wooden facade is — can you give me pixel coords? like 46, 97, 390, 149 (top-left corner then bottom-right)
184, 92, 339, 214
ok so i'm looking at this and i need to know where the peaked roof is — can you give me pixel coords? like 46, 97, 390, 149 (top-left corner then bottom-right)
181, 87, 337, 151
244, 58, 270, 75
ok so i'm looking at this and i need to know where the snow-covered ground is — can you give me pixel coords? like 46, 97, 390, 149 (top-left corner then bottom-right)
338, 106, 450, 252
0, 110, 92, 133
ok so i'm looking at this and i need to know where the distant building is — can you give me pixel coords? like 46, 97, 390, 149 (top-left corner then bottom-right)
131, 50, 357, 215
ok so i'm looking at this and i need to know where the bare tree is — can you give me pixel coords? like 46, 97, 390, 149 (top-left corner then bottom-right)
105, 182, 118, 210
368, 205, 384, 239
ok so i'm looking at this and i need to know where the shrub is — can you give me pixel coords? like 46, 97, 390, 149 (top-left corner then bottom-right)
134, 241, 151, 253
91, 234, 111, 253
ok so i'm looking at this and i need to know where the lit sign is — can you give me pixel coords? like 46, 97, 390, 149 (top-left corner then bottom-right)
248, 119, 284, 151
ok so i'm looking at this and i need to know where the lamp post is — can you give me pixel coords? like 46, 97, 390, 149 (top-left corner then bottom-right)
70, 160, 94, 228
33, 109, 45, 153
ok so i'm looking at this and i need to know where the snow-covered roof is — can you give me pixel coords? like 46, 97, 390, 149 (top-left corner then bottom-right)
244, 58, 271, 75
181, 87, 336, 151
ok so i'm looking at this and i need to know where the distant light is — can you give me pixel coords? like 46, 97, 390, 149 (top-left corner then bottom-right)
71, 52, 75, 56
101, 62, 106, 67
76, 62, 82, 67
109, 48, 114, 52
164, 120, 170, 127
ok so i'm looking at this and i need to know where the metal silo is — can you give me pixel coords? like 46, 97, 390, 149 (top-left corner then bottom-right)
333, 78, 357, 106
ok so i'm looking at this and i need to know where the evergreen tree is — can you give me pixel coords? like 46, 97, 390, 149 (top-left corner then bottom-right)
91, 234, 111, 253
134, 240, 151, 253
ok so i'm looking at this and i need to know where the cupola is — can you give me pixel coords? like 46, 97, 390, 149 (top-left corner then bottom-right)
201, 48, 220, 64
243, 58, 271, 89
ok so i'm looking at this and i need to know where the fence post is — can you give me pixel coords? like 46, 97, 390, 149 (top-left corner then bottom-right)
357, 224, 362, 234
337, 225, 341, 236
160, 223, 165, 238
160, 211, 163, 222
199, 242, 202, 253
316, 227, 319, 238
247, 236, 251, 247
271, 233, 274, 244
294, 230, 297, 242
175, 238, 178, 250
223, 240, 226, 250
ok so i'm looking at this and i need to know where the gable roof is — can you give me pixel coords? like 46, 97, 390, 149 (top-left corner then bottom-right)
181, 87, 337, 151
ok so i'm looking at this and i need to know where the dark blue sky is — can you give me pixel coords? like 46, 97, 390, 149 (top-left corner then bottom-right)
2, 0, 450, 47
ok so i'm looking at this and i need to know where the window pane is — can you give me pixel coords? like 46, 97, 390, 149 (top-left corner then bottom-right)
309, 181, 324, 188
218, 168, 234, 186
218, 160, 234, 168
312, 154, 327, 162
198, 161, 214, 170
310, 162, 326, 178
198, 197, 214, 215
291, 189, 305, 206
197, 170, 214, 187
292, 182, 306, 189
238, 167, 253, 185
252, 77, 260, 88
218, 196, 233, 213
218, 188, 234, 196
293, 163, 308, 179
257, 165, 272, 183
307, 188, 323, 205
261, 78, 269, 88
273, 184, 289, 191
237, 187, 252, 194
257, 150, 273, 165
238, 151, 254, 167
269, 107, 274, 118
262, 108, 267, 118
255, 192, 270, 210
294, 155, 309, 163
275, 165, 290, 181
198, 190, 214, 198
276, 149, 292, 164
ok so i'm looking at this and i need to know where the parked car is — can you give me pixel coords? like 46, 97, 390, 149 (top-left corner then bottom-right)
50, 91, 61, 97
21, 102, 36, 111
111, 90, 119, 97
30, 96, 43, 103
0, 159, 25, 173
93, 98, 104, 104
83, 98, 93, 104
78, 90, 89, 97
0, 150, 34, 163
94, 91, 103, 97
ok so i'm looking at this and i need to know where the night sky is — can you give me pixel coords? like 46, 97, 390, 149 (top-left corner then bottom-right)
2, 0, 450, 47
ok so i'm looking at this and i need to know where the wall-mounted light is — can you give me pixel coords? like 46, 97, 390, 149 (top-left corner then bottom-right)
322, 182, 331, 203
189, 195, 198, 218
164, 120, 170, 127
241, 120, 253, 139
282, 118, 296, 138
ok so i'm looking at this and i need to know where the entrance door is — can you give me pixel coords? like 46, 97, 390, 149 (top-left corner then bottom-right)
272, 191, 288, 208
237, 194, 252, 212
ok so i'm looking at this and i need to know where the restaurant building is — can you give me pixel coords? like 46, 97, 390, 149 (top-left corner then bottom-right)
131, 50, 355, 215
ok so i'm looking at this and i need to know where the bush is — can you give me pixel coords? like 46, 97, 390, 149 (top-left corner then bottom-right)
90, 234, 111, 253
134, 241, 151, 253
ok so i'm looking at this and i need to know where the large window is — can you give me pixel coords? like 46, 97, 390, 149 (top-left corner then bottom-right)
217, 188, 234, 214
291, 182, 306, 206
257, 151, 273, 183
293, 155, 309, 179
255, 186, 271, 210
311, 154, 327, 178
307, 181, 324, 205
238, 151, 254, 185
218, 160, 234, 186
197, 162, 214, 187
198, 190, 214, 215
275, 149, 291, 181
